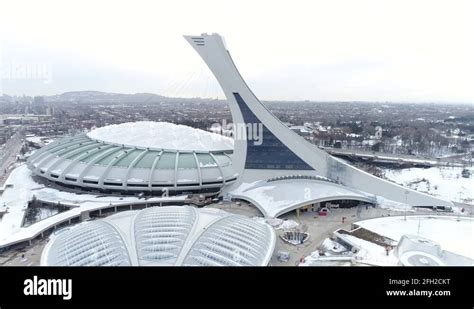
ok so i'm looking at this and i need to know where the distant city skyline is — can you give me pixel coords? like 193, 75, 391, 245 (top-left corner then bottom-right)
0, 0, 473, 103
1, 90, 473, 106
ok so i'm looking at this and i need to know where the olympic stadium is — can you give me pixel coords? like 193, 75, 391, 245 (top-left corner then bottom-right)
27, 121, 237, 195
1, 33, 469, 267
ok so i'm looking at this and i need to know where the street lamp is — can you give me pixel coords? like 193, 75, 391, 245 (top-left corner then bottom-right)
417, 216, 421, 235
404, 190, 409, 221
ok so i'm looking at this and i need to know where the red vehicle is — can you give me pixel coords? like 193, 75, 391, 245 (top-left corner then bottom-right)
318, 207, 329, 216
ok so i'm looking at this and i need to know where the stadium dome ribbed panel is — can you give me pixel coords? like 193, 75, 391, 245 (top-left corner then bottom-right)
41, 206, 275, 266
46, 221, 131, 266
134, 206, 197, 263
183, 215, 274, 266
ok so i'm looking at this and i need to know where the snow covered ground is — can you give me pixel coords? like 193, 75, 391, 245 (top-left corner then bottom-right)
342, 234, 399, 265
0, 164, 186, 248
253, 217, 299, 230
320, 238, 347, 253
25, 136, 55, 147
87, 121, 234, 151
383, 166, 473, 204
355, 215, 474, 259
299, 238, 355, 266
300, 234, 400, 266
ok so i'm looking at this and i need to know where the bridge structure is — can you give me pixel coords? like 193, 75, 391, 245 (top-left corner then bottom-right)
323, 148, 465, 168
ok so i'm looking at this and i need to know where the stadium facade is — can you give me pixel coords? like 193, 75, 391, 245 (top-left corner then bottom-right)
184, 33, 453, 213
27, 122, 237, 195
25, 33, 453, 219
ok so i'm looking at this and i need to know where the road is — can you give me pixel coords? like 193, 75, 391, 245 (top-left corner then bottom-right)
0, 131, 24, 187
324, 147, 466, 168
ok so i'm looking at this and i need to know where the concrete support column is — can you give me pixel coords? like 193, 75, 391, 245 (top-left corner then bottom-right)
80, 211, 90, 221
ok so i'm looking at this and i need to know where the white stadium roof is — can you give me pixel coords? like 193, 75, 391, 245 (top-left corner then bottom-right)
230, 176, 376, 218
87, 121, 234, 151
41, 206, 276, 266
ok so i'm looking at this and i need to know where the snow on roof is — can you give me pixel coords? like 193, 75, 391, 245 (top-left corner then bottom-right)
337, 234, 399, 266
355, 215, 474, 259
230, 178, 375, 218
87, 121, 234, 151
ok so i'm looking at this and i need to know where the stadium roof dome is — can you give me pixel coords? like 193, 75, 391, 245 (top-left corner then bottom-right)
41, 206, 276, 266
27, 122, 237, 194
87, 121, 234, 152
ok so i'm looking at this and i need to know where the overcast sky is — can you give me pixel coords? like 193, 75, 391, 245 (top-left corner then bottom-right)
0, 0, 473, 103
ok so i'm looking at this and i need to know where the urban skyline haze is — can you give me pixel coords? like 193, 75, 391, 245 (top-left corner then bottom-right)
0, 0, 473, 103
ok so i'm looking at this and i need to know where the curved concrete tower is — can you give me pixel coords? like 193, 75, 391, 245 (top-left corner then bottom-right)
184, 33, 452, 209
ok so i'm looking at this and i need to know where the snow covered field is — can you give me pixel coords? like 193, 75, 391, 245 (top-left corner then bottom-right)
87, 121, 234, 151
383, 166, 473, 204
355, 216, 474, 259
302, 215, 473, 266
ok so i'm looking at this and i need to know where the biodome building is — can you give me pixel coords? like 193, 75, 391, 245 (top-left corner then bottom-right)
41, 206, 276, 266
27, 122, 238, 196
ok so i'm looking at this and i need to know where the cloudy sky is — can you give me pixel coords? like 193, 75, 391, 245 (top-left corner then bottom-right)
0, 0, 472, 102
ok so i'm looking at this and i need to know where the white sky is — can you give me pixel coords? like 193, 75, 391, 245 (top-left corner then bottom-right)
0, 0, 473, 102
